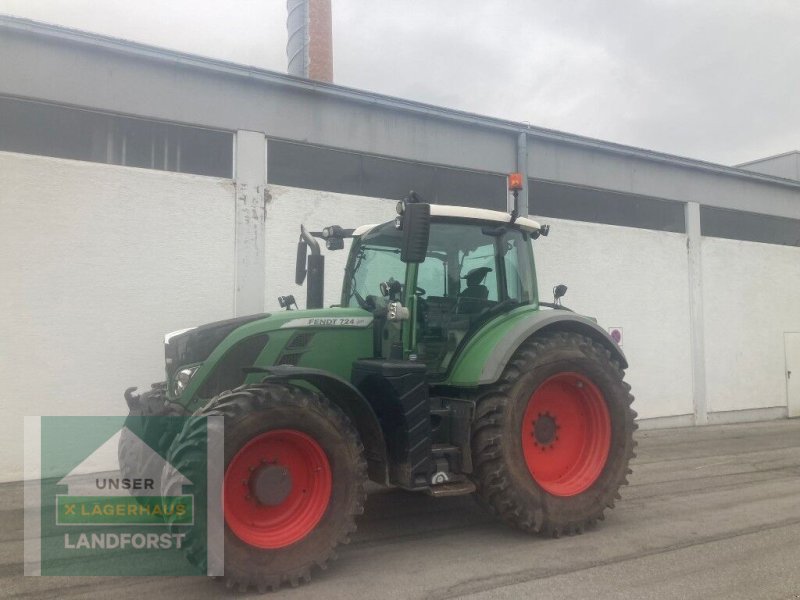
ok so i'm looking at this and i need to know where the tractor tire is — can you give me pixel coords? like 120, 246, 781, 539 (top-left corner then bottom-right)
161, 382, 367, 592
118, 382, 188, 502
471, 331, 636, 537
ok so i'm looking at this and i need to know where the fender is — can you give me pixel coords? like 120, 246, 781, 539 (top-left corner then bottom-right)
259, 365, 389, 485
445, 308, 627, 387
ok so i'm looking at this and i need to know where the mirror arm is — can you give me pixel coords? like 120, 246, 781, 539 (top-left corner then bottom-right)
301, 224, 321, 256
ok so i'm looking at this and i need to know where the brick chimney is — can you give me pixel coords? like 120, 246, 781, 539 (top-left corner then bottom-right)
287, 0, 333, 83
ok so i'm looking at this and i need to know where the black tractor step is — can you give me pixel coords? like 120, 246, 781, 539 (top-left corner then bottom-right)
426, 480, 476, 498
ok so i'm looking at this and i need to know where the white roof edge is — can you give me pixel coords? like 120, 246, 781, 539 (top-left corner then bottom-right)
352, 207, 541, 237
353, 223, 378, 236
736, 150, 800, 167
429, 205, 541, 231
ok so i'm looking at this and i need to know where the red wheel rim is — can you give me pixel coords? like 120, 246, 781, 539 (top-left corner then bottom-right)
223, 429, 332, 549
521, 372, 611, 497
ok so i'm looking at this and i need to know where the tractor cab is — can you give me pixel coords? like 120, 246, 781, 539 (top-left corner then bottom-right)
294, 191, 549, 375
340, 204, 544, 375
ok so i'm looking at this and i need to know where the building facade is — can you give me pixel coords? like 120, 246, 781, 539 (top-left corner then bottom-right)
2, 16, 799, 482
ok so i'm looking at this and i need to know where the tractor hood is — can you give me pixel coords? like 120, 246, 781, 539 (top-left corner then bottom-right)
164, 313, 271, 381
164, 307, 375, 408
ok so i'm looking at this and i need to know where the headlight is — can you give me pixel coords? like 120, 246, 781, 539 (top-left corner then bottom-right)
172, 366, 199, 396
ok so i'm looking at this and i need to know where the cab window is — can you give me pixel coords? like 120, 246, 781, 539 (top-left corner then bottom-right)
415, 221, 535, 374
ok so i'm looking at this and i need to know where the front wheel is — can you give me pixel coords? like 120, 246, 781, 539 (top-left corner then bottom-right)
162, 382, 367, 592
118, 383, 188, 503
471, 331, 636, 536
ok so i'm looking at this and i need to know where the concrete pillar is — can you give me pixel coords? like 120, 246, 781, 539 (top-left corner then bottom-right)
686, 202, 708, 424
234, 130, 267, 316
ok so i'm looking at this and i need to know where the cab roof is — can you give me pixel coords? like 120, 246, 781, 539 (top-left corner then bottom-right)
352, 205, 542, 236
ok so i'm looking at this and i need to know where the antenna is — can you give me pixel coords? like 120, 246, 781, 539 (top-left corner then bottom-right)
507, 173, 523, 223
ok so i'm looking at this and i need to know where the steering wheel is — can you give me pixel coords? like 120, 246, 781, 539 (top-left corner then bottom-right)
377, 280, 426, 300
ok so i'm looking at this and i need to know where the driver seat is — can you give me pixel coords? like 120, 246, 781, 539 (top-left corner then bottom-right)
456, 267, 492, 314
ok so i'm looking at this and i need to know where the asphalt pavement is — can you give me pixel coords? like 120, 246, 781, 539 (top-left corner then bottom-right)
3, 419, 800, 599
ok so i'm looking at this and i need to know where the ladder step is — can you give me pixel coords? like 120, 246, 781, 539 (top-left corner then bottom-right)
426, 480, 476, 498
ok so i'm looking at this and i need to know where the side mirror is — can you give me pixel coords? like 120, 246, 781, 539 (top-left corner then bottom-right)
295, 239, 308, 285
399, 202, 431, 263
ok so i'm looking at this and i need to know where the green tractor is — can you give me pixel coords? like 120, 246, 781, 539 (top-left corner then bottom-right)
122, 185, 636, 591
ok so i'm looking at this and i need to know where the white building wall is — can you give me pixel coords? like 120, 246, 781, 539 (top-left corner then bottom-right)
3, 166, 796, 481
0, 152, 236, 482
702, 237, 800, 414
532, 217, 695, 421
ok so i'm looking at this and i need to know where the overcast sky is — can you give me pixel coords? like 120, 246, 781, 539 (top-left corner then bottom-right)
2, 0, 798, 165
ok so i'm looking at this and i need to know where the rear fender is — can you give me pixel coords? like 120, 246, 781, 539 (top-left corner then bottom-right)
259, 366, 389, 485
446, 309, 627, 387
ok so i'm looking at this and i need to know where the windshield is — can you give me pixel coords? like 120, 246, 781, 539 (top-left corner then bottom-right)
343, 222, 405, 309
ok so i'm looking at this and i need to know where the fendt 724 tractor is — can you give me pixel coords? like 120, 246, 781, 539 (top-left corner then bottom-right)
122, 177, 636, 592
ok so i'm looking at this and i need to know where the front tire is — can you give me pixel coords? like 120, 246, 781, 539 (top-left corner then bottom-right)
472, 331, 636, 536
118, 382, 188, 502
163, 382, 367, 592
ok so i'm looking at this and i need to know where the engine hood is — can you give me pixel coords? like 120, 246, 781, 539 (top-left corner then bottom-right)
165, 313, 271, 379
164, 308, 374, 379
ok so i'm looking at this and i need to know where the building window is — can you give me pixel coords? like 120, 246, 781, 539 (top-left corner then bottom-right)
0, 96, 232, 178
700, 206, 800, 246
267, 139, 506, 209
529, 179, 686, 233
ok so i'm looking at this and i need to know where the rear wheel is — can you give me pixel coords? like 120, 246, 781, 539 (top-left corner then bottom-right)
521, 372, 611, 497
163, 382, 367, 592
472, 331, 636, 536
